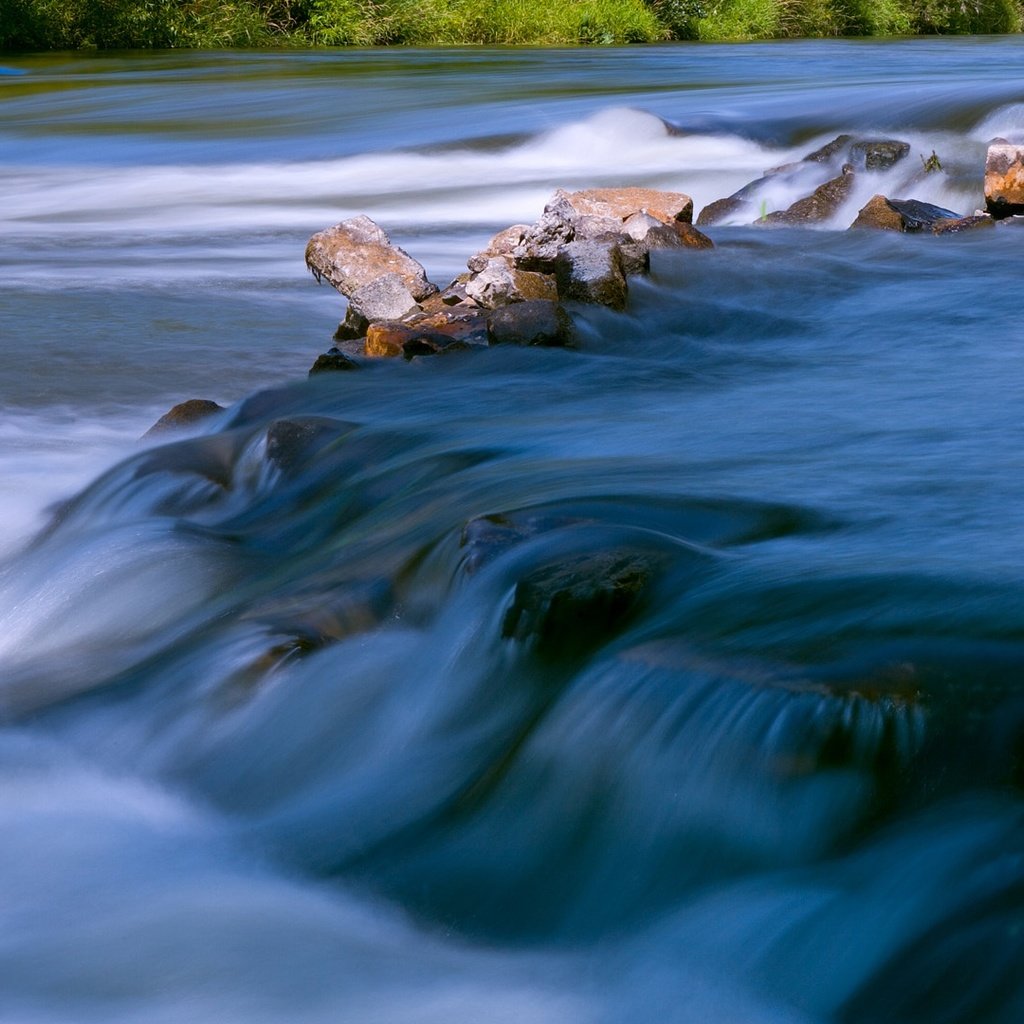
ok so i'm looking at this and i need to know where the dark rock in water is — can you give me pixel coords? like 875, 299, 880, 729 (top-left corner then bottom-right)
553, 239, 628, 310
501, 547, 672, 660
696, 196, 757, 227
984, 139, 1024, 218
762, 166, 856, 225
849, 194, 963, 232
305, 214, 437, 302
849, 138, 911, 170
932, 214, 995, 235
487, 300, 574, 348
802, 134, 854, 163
309, 348, 361, 376
265, 416, 351, 476
143, 398, 224, 438
333, 305, 369, 342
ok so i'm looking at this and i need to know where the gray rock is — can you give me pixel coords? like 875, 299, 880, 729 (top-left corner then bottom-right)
850, 139, 911, 170
465, 257, 559, 309
553, 239, 628, 310
348, 272, 421, 323
487, 300, 574, 347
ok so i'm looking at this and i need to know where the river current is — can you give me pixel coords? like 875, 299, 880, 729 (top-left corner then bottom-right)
2, 39, 1024, 1023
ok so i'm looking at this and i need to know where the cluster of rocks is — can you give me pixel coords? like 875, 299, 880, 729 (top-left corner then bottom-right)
304, 187, 713, 373
699, 131, 1024, 236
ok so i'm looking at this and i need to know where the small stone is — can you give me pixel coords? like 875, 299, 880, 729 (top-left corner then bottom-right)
984, 140, 1024, 218
309, 348, 360, 375
143, 399, 224, 438
487, 300, 574, 347
932, 214, 994, 235
333, 305, 369, 342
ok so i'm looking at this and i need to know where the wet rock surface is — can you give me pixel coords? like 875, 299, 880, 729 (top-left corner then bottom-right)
143, 399, 225, 438
850, 194, 964, 232
762, 166, 856, 225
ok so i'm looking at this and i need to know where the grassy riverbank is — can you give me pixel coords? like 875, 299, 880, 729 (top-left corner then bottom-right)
2, 0, 1021, 50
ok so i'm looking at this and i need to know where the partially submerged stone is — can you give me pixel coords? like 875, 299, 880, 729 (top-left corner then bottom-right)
802, 134, 854, 163
984, 140, 1024, 218
849, 194, 963, 232
554, 239, 628, 310
305, 215, 437, 301
762, 166, 856, 226
849, 138, 911, 170
309, 348, 361, 375
487, 300, 573, 348
696, 196, 757, 227
143, 399, 224, 438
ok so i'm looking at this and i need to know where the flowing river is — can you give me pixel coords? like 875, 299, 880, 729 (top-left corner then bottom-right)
2, 38, 1024, 1024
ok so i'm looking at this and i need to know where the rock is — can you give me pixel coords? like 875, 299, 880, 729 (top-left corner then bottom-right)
696, 196, 757, 227
932, 214, 994, 235
849, 138, 911, 170
849, 194, 962, 232
465, 257, 559, 308
487, 300, 574, 347
666, 221, 715, 249
553, 239, 628, 310
564, 186, 694, 226
501, 547, 672, 660
364, 309, 488, 359
305, 215, 437, 301
984, 140, 1024, 218
143, 399, 224, 438
467, 224, 531, 273
265, 416, 350, 475
333, 305, 369, 342
802, 134, 854, 163
348, 272, 421, 323
762, 166, 856, 225
309, 348, 361, 375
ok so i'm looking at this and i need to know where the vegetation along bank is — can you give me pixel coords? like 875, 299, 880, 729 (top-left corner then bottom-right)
2, 0, 1023, 50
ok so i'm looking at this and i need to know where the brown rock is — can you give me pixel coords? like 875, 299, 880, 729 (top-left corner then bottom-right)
564, 187, 694, 226
802, 134, 854, 163
487, 300, 574, 348
467, 224, 531, 272
364, 310, 488, 359
984, 140, 1024, 218
696, 196, 757, 227
305, 215, 436, 301
762, 167, 856, 226
143, 399, 224, 438
849, 194, 962, 232
932, 214, 995, 235
849, 138, 911, 170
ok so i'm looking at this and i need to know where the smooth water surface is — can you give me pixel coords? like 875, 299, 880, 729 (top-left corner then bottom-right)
2, 39, 1024, 1024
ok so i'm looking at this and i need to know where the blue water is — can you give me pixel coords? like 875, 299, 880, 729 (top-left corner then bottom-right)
2, 39, 1024, 1024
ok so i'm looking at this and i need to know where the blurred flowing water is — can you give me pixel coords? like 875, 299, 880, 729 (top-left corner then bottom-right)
2, 39, 1024, 1024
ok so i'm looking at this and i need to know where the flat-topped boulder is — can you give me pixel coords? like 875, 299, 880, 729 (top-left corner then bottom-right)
305, 215, 437, 302
984, 140, 1024, 218
561, 187, 694, 226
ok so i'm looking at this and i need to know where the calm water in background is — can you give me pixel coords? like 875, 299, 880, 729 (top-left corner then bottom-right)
2, 39, 1024, 1024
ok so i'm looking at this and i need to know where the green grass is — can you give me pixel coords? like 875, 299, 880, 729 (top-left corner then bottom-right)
1, 0, 1022, 49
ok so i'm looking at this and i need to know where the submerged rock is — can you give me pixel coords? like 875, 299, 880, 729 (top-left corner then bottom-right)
802, 134, 854, 163
849, 194, 964, 232
305, 215, 437, 302
984, 139, 1024, 218
143, 398, 224, 438
696, 196, 757, 227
